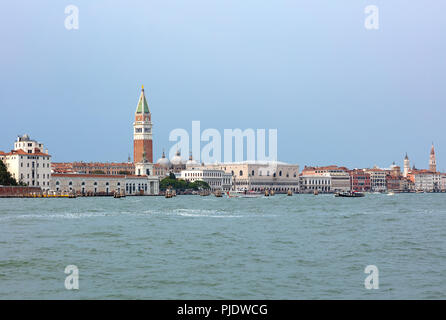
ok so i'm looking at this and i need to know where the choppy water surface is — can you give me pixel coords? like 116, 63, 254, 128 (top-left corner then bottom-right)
0, 193, 445, 299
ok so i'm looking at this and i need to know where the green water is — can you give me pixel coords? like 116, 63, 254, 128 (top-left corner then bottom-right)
0, 193, 445, 299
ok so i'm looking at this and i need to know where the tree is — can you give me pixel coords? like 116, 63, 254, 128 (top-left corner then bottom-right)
190, 180, 210, 190
0, 159, 19, 186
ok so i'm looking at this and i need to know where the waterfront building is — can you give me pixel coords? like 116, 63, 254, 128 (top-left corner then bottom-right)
50, 173, 159, 195
300, 165, 350, 193
386, 174, 402, 192
52, 162, 134, 175
407, 169, 441, 192
0, 134, 51, 190
133, 86, 153, 163
400, 177, 415, 192
441, 174, 446, 192
349, 169, 371, 192
299, 174, 331, 193
180, 168, 232, 191
364, 167, 387, 192
187, 161, 300, 193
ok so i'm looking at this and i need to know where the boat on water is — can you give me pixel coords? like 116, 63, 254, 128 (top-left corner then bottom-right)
226, 190, 263, 198
200, 190, 211, 196
287, 190, 293, 196
214, 190, 223, 197
335, 191, 365, 198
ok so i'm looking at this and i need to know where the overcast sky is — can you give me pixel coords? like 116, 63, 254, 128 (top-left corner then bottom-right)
0, 1, 444, 170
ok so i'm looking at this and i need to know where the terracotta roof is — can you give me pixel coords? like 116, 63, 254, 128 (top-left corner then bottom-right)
1, 149, 50, 157
52, 173, 151, 180
52, 173, 126, 179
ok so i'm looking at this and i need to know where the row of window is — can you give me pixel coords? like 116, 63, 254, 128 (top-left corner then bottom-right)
233, 170, 297, 178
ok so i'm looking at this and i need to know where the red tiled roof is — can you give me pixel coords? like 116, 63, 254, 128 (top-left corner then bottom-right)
0, 149, 50, 157
52, 173, 126, 179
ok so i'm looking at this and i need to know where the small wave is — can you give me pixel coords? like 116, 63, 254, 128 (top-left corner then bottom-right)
0, 212, 110, 221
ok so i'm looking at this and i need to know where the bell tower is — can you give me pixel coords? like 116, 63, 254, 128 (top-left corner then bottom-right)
133, 85, 153, 163
429, 143, 436, 172
403, 153, 410, 177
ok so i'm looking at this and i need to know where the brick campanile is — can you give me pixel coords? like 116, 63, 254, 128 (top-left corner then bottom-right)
133, 85, 153, 163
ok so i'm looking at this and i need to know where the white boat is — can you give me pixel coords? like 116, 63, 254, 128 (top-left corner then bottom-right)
226, 191, 263, 198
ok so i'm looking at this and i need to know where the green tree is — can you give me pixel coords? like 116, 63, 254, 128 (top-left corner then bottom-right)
190, 180, 210, 190
0, 159, 19, 186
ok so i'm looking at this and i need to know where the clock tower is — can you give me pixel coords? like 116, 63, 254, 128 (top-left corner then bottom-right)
133, 86, 153, 164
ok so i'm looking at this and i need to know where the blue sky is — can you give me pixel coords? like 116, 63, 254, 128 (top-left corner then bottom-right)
0, 1, 445, 170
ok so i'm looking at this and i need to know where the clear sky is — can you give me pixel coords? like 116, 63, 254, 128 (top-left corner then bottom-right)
0, 1, 445, 170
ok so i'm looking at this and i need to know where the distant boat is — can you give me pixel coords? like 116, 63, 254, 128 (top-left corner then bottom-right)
335, 191, 365, 198
287, 190, 293, 196
313, 190, 319, 195
214, 190, 223, 197
226, 190, 263, 198
387, 191, 395, 196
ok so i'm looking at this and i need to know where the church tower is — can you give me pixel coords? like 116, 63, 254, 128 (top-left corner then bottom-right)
133, 86, 153, 164
403, 153, 410, 177
429, 143, 436, 172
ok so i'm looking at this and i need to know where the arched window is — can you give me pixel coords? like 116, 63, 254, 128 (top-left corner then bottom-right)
81, 182, 85, 185
279, 171, 282, 176
69, 181, 72, 186
251, 170, 255, 176
239, 170, 243, 176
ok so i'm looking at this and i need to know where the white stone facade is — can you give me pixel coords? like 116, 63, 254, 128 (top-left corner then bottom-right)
180, 168, 232, 191
50, 174, 159, 195
0, 135, 51, 190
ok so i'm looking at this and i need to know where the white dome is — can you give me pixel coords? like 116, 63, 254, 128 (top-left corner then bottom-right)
186, 153, 198, 166
171, 150, 183, 166
156, 151, 170, 168
186, 159, 198, 166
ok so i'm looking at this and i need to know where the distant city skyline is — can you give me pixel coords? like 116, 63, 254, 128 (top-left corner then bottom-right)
1, 1, 445, 169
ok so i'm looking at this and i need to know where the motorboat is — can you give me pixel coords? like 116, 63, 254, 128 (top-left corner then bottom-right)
335, 191, 365, 198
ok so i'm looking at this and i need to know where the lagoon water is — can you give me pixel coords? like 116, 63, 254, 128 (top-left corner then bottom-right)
0, 193, 445, 299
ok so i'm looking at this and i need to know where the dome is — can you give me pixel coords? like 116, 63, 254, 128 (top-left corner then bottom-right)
186, 152, 198, 166
156, 151, 170, 168
170, 150, 183, 166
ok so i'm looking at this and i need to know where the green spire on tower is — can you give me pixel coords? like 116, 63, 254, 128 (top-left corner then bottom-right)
136, 85, 150, 114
